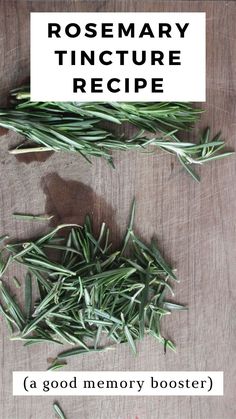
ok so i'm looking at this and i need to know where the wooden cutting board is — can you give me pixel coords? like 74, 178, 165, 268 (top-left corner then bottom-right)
0, 1, 235, 418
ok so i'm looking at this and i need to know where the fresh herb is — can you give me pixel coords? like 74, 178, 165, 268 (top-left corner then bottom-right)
13, 276, 21, 288
0, 235, 9, 243
13, 213, 54, 221
25, 272, 32, 321
0, 203, 186, 364
0, 86, 232, 181
53, 402, 67, 419
47, 359, 67, 371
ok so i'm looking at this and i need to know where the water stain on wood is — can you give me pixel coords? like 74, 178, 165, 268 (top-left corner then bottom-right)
41, 172, 120, 246
15, 150, 54, 164
0, 127, 9, 136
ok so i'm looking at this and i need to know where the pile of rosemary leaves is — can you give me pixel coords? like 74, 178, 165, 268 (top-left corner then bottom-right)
0, 204, 186, 368
0, 86, 232, 181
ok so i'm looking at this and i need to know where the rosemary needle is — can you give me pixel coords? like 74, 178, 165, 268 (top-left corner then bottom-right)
0, 235, 9, 243
53, 402, 67, 419
13, 276, 21, 288
57, 347, 114, 359
25, 272, 32, 321
47, 360, 67, 371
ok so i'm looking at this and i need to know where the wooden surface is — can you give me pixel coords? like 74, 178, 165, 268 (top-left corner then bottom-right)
0, 1, 236, 418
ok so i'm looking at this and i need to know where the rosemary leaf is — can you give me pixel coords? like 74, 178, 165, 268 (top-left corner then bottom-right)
0, 280, 25, 329
0, 86, 232, 181
13, 277, 21, 288
53, 402, 67, 419
47, 361, 67, 371
124, 324, 137, 355
25, 272, 32, 320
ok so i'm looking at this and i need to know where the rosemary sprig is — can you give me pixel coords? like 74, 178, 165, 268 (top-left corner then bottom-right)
0, 203, 186, 363
12, 87, 202, 131
25, 272, 32, 321
13, 276, 21, 288
0, 86, 232, 181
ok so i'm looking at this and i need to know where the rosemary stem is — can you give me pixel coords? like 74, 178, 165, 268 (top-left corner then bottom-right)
9, 146, 53, 154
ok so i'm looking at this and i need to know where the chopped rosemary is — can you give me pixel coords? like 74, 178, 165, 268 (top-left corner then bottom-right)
0, 86, 232, 181
25, 272, 32, 321
47, 360, 67, 371
0, 203, 186, 364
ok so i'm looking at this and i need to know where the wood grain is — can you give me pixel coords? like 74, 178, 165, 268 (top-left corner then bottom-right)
0, 1, 236, 418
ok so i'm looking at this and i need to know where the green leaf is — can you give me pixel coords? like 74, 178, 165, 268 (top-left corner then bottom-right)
120, 199, 136, 256
150, 242, 178, 282
0, 201, 186, 359
25, 272, 32, 320
178, 156, 200, 182
0, 235, 9, 244
124, 324, 137, 355
57, 346, 112, 359
53, 402, 67, 419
